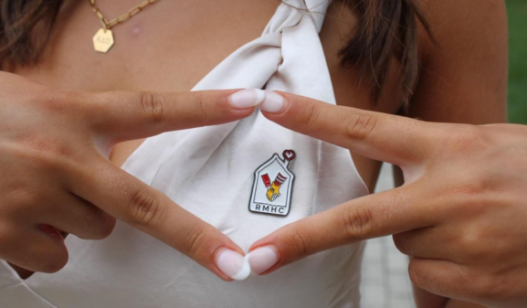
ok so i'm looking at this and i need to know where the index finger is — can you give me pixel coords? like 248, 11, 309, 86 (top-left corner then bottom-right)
80, 89, 264, 142
259, 91, 437, 165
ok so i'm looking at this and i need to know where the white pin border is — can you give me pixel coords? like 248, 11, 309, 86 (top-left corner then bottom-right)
248, 150, 296, 217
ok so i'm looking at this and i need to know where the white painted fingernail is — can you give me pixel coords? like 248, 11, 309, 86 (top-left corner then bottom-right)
215, 248, 251, 281
228, 89, 265, 109
260, 91, 285, 113
247, 246, 279, 275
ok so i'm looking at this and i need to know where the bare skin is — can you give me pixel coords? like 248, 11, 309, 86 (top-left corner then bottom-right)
6, 0, 507, 307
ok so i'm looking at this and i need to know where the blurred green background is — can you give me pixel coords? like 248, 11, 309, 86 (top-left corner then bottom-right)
507, 0, 527, 124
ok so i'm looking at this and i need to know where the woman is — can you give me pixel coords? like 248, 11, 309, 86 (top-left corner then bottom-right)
0, 0, 507, 307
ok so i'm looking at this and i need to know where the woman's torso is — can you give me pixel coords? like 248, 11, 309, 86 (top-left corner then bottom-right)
7, 1, 405, 307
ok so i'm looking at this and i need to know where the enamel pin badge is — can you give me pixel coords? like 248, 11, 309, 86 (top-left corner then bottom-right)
249, 150, 296, 216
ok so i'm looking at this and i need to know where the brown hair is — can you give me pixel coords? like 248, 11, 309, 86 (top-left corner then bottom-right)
0, 0, 62, 68
0, 0, 431, 105
339, 0, 432, 106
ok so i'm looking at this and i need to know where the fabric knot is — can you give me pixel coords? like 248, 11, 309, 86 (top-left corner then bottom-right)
264, 0, 331, 34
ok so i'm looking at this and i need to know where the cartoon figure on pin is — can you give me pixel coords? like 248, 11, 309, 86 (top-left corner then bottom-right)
249, 150, 296, 216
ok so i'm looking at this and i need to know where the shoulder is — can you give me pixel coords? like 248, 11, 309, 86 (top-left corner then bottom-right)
411, 0, 508, 123
418, 0, 507, 62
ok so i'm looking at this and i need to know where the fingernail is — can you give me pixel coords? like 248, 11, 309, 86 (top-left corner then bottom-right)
247, 245, 279, 275
228, 89, 265, 109
260, 91, 285, 113
215, 248, 251, 281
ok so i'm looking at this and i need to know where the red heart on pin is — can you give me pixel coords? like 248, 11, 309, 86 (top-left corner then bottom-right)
283, 150, 296, 161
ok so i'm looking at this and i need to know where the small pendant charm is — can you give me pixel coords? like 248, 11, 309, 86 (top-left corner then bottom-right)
93, 28, 115, 53
249, 150, 296, 216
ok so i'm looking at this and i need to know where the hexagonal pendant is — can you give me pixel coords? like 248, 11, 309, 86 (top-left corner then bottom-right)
93, 28, 114, 53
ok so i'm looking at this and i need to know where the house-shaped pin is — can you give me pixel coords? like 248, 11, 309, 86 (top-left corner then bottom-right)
249, 150, 296, 216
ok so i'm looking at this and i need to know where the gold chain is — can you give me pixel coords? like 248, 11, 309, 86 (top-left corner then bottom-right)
89, 0, 158, 30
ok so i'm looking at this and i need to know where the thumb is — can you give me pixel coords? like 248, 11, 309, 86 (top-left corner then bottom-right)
247, 184, 438, 275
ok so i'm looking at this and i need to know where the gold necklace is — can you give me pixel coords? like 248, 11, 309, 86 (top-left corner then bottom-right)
89, 0, 158, 53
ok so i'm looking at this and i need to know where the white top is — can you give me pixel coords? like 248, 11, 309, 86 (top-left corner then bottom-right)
0, 1, 369, 307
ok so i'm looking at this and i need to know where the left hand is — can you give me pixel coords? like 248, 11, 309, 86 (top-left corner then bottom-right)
247, 91, 527, 308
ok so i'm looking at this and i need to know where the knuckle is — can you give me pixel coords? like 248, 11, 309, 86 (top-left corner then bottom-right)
185, 226, 207, 256
463, 125, 486, 142
86, 215, 116, 240
17, 139, 75, 173
344, 112, 377, 141
456, 176, 488, 197
408, 261, 427, 287
469, 273, 507, 300
441, 171, 491, 203
298, 102, 324, 130
341, 205, 374, 240
195, 92, 210, 119
33, 160, 65, 181
40, 249, 68, 273
444, 125, 488, 154
392, 233, 411, 255
288, 229, 311, 259
301, 103, 318, 124
139, 92, 165, 123
128, 189, 162, 227
98, 216, 117, 239
39, 89, 71, 113
457, 227, 490, 262
407, 260, 441, 290
28, 147, 64, 171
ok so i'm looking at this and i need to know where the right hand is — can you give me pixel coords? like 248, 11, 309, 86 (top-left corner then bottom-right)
0, 72, 257, 280
251, 92, 527, 306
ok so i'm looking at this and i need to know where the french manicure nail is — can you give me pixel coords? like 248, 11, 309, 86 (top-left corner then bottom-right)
260, 91, 285, 113
215, 248, 251, 281
247, 245, 279, 275
228, 89, 265, 109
